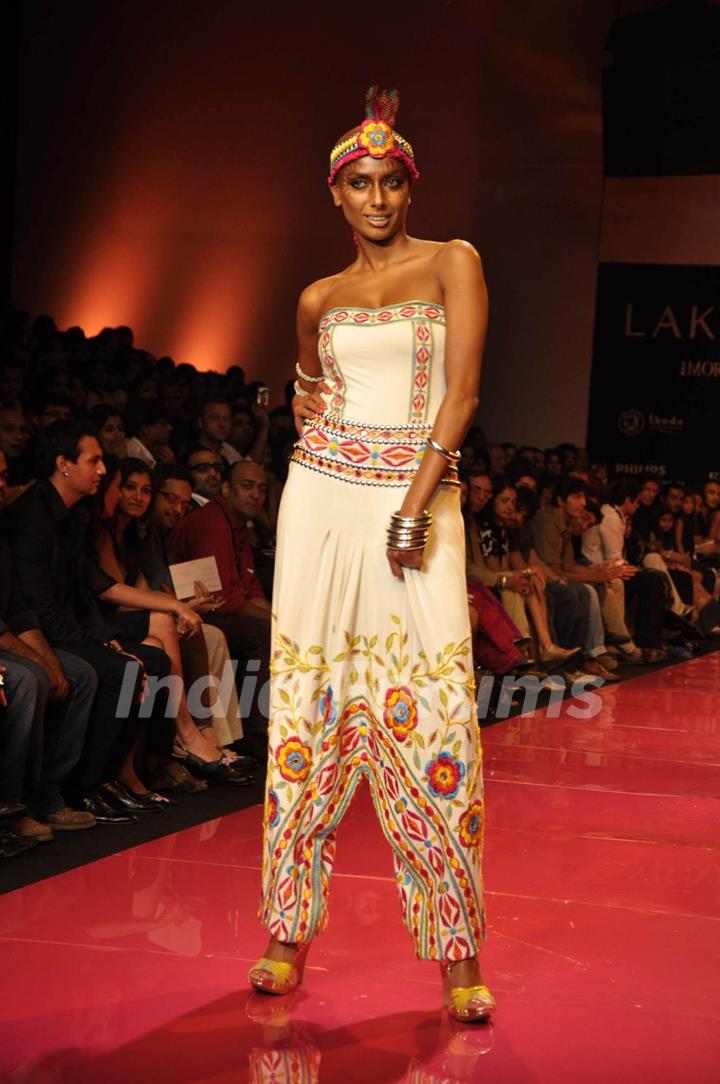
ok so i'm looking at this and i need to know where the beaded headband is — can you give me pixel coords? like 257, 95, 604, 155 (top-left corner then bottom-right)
328, 86, 420, 187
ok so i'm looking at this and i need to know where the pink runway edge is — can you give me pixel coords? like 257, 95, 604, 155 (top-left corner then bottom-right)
1, 655, 719, 1083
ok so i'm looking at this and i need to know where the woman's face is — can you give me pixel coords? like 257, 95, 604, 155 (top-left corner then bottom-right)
493, 487, 516, 525
703, 482, 720, 509
331, 156, 411, 243
102, 471, 122, 518
119, 471, 153, 518
98, 414, 126, 456
682, 494, 695, 516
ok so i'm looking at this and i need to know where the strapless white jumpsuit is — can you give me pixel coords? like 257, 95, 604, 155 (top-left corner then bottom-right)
259, 301, 485, 961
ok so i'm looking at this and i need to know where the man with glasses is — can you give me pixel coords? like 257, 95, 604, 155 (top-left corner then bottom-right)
184, 448, 225, 507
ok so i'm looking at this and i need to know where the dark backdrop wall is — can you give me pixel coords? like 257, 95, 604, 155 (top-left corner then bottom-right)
12, 0, 618, 446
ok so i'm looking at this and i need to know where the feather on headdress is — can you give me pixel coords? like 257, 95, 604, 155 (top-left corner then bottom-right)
328, 85, 419, 186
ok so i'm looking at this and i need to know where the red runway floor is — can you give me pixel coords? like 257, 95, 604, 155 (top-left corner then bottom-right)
1, 655, 719, 1083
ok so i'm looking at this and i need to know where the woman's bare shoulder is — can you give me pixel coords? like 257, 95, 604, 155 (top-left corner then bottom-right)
433, 238, 483, 269
297, 271, 350, 326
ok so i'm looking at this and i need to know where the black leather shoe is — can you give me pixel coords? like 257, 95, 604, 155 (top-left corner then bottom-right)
0, 828, 39, 858
120, 783, 176, 807
80, 794, 139, 824
100, 781, 162, 814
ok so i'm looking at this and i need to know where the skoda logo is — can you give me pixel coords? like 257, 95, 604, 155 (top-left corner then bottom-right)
618, 409, 645, 437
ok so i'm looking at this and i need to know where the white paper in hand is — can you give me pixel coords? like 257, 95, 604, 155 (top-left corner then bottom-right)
168, 556, 222, 600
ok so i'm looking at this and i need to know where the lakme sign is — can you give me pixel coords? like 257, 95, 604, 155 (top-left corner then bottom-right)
587, 263, 720, 481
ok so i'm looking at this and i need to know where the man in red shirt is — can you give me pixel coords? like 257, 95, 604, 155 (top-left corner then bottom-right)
171, 461, 271, 759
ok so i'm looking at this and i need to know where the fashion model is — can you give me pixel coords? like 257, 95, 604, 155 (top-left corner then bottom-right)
250, 87, 494, 1023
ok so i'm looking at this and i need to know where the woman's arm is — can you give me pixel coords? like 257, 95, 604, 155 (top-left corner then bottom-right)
291, 283, 333, 434
98, 582, 202, 636
95, 524, 126, 584
674, 516, 686, 555
387, 242, 487, 579
709, 510, 720, 543
401, 241, 487, 518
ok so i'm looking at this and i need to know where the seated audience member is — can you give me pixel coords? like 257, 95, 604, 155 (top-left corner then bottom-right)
466, 466, 493, 521
587, 462, 609, 502
85, 361, 115, 411
10, 420, 179, 823
464, 467, 518, 596
544, 448, 563, 477
171, 460, 271, 760
159, 377, 193, 458
0, 402, 33, 489
91, 405, 128, 458
128, 373, 159, 402
0, 361, 26, 404
196, 399, 244, 466
662, 481, 685, 518
33, 393, 74, 429
268, 404, 295, 450
649, 509, 711, 618
579, 477, 667, 662
505, 460, 539, 493
532, 478, 650, 666
674, 486, 720, 599
90, 463, 249, 786
628, 474, 662, 562
568, 500, 643, 665
508, 486, 614, 679
108, 461, 248, 769
184, 447, 225, 507
556, 443, 578, 471
476, 478, 579, 669
694, 479, 720, 555
0, 450, 97, 842
230, 399, 270, 467
512, 446, 537, 468
125, 402, 175, 467
260, 442, 286, 535
676, 489, 699, 556
459, 478, 525, 677
459, 427, 488, 475
486, 443, 507, 478
159, 377, 186, 418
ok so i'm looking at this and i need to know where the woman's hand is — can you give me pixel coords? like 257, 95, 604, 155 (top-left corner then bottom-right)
292, 383, 331, 435
528, 566, 546, 592
174, 601, 203, 637
186, 581, 222, 614
506, 571, 530, 595
387, 547, 424, 579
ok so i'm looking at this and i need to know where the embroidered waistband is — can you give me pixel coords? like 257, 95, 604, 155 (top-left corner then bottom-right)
292, 415, 459, 488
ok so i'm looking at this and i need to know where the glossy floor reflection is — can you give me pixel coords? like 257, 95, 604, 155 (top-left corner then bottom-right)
1, 655, 719, 1083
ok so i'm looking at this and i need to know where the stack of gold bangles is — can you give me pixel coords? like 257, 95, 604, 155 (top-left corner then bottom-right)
387, 510, 433, 551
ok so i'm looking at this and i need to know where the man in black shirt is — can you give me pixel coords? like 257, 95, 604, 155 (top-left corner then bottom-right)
11, 422, 172, 823
0, 451, 98, 840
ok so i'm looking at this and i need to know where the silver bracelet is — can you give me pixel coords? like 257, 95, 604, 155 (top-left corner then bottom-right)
293, 380, 308, 397
295, 361, 325, 384
426, 437, 461, 463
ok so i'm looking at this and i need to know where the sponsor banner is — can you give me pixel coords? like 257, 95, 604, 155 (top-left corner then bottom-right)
587, 263, 720, 482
